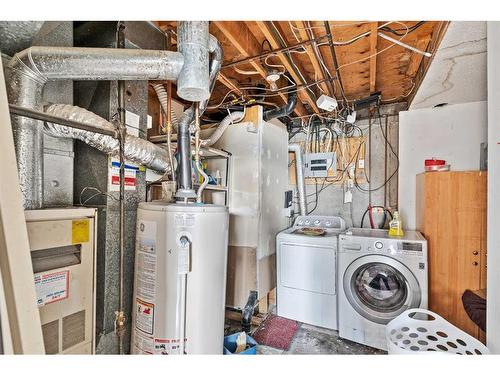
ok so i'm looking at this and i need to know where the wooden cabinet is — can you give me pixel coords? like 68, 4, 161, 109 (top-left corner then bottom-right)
416, 171, 487, 340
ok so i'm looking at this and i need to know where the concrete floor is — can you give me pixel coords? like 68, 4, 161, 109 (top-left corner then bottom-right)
225, 311, 385, 355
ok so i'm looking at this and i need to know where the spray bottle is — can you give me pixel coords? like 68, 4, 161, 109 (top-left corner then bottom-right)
388, 211, 404, 237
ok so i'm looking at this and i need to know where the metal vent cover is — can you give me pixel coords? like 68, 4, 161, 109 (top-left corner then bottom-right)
62, 310, 85, 351
42, 319, 59, 354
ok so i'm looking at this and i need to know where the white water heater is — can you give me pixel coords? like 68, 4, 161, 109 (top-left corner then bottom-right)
131, 202, 229, 354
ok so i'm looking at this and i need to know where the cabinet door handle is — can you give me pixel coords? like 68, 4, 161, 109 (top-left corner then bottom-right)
472, 261, 479, 266
472, 251, 479, 255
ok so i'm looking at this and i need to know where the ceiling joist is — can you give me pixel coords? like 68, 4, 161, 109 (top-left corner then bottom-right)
255, 21, 321, 114
155, 21, 449, 118
369, 22, 378, 94
212, 21, 307, 117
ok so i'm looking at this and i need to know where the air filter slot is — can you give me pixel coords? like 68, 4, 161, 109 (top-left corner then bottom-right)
31, 245, 82, 273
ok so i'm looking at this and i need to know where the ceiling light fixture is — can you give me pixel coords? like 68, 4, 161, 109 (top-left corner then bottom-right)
265, 69, 281, 91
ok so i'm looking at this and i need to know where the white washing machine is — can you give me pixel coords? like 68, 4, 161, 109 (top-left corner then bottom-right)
338, 228, 428, 350
276, 215, 346, 330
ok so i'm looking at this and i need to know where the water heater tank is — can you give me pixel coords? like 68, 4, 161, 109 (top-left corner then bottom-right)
131, 202, 229, 354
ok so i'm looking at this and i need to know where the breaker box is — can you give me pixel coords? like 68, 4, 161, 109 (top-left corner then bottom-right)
304, 152, 336, 178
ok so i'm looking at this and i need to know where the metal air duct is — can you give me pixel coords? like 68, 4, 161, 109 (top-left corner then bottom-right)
175, 33, 223, 199
288, 143, 307, 216
6, 21, 210, 209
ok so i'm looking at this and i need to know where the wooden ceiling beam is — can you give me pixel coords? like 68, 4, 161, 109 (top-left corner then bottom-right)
369, 22, 378, 94
255, 21, 320, 114
325, 21, 348, 104
293, 21, 333, 97
212, 21, 307, 117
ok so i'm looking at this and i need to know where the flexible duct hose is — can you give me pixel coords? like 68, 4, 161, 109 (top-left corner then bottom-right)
151, 83, 179, 125
201, 111, 244, 147
44, 103, 170, 173
152, 83, 177, 181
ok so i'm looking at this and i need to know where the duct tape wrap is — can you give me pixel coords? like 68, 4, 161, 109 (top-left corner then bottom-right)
44, 104, 170, 173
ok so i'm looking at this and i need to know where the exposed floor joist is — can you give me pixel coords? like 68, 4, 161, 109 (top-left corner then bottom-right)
255, 21, 321, 114
369, 22, 378, 93
292, 21, 332, 97
212, 21, 307, 117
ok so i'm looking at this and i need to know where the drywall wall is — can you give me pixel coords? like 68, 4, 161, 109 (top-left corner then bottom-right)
411, 21, 487, 110
398, 101, 487, 229
487, 21, 500, 354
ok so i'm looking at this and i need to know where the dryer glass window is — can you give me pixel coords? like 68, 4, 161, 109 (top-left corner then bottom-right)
353, 263, 408, 313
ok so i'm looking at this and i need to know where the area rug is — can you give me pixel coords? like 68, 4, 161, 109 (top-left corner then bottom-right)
252, 314, 299, 350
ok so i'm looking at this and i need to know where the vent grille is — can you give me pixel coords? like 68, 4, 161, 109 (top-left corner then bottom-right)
42, 319, 59, 354
62, 310, 86, 351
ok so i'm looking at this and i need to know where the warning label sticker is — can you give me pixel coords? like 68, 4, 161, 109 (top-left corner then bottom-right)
135, 298, 154, 335
133, 330, 154, 354
154, 338, 188, 355
34, 270, 69, 307
72, 219, 89, 244
108, 157, 138, 191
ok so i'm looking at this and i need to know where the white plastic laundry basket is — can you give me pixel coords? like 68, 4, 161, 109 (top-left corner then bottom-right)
386, 308, 489, 355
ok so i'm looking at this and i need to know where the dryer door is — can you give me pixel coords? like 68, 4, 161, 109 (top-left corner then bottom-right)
343, 255, 421, 324
280, 242, 336, 295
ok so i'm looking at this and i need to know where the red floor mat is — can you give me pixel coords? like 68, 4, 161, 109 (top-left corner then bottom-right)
253, 315, 299, 350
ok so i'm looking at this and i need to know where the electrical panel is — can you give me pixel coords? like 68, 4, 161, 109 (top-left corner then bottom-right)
304, 152, 336, 178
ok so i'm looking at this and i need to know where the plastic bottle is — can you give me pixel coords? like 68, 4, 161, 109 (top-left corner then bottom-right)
388, 211, 404, 237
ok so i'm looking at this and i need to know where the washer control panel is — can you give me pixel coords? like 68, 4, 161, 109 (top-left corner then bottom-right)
294, 215, 346, 231
339, 229, 427, 258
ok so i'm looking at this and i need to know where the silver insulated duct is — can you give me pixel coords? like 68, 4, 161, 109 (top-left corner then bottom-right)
6, 21, 211, 209
288, 143, 307, 216
44, 104, 170, 173
175, 32, 223, 199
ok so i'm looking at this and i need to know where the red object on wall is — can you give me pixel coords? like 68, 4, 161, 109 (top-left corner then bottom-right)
425, 158, 446, 167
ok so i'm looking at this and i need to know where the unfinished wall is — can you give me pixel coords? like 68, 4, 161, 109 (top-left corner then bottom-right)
289, 103, 401, 228
398, 101, 487, 230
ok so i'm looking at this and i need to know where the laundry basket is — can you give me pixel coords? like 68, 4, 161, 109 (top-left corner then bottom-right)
386, 308, 489, 355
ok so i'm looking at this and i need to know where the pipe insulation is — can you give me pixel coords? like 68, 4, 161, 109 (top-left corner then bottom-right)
44, 104, 170, 173
288, 143, 307, 216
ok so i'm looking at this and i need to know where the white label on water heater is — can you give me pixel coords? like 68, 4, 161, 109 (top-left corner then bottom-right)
136, 220, 157, 301
174, 213, 195, 227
